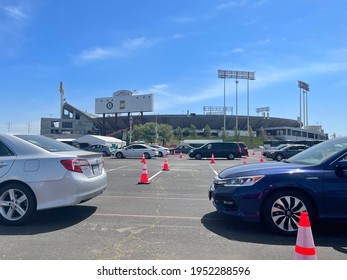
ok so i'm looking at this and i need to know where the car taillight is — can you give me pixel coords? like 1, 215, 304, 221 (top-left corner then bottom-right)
60, 159, 90, 173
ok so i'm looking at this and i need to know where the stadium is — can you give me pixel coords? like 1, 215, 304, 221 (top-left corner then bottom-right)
40, 88, 328, 144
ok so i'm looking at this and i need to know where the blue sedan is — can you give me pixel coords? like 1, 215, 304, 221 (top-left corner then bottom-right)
209, 137, 347, 235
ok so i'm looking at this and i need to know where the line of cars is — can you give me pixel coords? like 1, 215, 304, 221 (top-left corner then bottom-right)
5, 132, 346, 237
262, 143, 309, 161
111, 141, 250, 160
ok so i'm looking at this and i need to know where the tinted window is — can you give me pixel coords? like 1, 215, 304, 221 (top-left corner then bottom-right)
0, 141, 15, 156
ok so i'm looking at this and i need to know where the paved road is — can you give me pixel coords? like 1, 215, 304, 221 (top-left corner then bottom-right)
1, 151, 347, 260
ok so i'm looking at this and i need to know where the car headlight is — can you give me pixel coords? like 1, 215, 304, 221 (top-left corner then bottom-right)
214, 175, 264, 187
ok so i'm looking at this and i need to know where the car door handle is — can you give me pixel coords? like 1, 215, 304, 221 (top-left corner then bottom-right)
0, 161, 8, 168
306, 176, 319, 181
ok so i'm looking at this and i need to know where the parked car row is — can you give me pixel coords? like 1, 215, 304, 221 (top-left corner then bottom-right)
263, 144, 309, 161
169, 144, 194, 155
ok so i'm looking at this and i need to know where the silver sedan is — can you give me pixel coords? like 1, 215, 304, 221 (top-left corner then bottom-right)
0, 133, 107, 225
112, 144, 158, 159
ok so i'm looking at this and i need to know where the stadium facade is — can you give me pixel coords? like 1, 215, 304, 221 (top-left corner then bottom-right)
40, 101, 328, 142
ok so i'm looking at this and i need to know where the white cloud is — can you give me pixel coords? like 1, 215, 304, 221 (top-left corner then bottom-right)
4, 5, 29, 21
75, 37, 158, 63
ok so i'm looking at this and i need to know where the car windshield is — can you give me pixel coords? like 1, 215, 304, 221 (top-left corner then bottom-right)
286, 137, 347, 165
16, 135, 80, 152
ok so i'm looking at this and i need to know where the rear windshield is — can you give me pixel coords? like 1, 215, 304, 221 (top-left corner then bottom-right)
16, 135, 80, 152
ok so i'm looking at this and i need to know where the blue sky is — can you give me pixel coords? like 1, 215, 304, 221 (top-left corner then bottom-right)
1, 0, 347, 137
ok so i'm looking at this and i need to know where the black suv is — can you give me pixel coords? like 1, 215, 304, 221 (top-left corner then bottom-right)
188, 142, 245, 160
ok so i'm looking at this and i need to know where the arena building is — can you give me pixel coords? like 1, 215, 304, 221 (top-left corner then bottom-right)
40, 86, 328, 142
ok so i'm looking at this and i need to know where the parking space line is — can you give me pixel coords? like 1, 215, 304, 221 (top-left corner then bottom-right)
94, 212, 202, 220
106, 163, 137, 172
149, 169, 163, 181
100, 195, 207, 201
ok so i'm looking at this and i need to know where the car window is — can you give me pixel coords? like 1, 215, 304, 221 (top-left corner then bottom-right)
288, 138, 347, 165
15, 135, 80, 152
0, 141, 15, 156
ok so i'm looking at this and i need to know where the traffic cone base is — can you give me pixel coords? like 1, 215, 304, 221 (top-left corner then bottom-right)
138, 163, 150, 184
294, 212, 317, 260
162, 156, 170, 171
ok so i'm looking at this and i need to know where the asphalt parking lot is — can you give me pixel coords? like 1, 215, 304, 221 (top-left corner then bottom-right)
1, 151, 347, 260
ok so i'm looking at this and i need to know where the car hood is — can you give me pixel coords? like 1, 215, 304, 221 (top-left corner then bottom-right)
217, 162, 309, 178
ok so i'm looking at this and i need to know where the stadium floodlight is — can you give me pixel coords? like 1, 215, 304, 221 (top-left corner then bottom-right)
298, 81, 310, 128
218, 70, 255, 131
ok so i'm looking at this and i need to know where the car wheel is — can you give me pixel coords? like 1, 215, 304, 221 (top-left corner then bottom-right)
261, 189, 314, 236
227, 153, 235, 160
0, 183, 36, 226
158, 151, 163, 157
102, 151, 108, 157
195, 153, 202, 160
144, 152, 151, 159
275, 153, 284, 161
116, 152, 123, 159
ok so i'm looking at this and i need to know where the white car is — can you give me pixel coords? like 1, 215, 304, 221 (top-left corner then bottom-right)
113, 144, 158, 159
148, 144, 170, 157
0, 133, 107, 225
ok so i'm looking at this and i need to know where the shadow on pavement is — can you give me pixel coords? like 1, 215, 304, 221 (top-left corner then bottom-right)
201, 211, 347, 253
0, 205, 97, 235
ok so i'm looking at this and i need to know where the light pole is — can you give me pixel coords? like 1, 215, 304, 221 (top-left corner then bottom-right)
298, 81, 310, 128
218, 70, 255, 131
218, 70, 229, 138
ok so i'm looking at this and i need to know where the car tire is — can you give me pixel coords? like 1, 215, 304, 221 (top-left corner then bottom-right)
158, 151, 163, 157
195, 153, 202, 160
0, 182, 37, 226
144, 152, 151, 159
275, 153, 284, 161
116, 152, 123, 159
227, 153, 235, 160
261, 189, 314, 236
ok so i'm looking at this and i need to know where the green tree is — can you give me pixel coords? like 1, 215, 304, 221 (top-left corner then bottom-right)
175, 126, 183, 141
158, 124, 173, 146
183, 127, 190, 137
203, 124, 211, 137
233, 127, 241, 141
248, 126, 255, 148
190, 124, 197, 137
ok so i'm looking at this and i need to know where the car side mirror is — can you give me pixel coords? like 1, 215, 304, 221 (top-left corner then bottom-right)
335, 160, 347, 176
336, 160, 347, 170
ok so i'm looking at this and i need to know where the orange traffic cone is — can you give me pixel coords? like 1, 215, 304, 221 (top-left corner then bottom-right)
294, 212, 317, 260
179, 152, 183, 159
138, 163, 150, 184
260, 154, 264, 162
252, 150, 255, 156
162, 156, 169, 171
141, 153, 146, 164
173, 150, 176, 156
243, 156, 247, 164
210, 154, 215, 164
